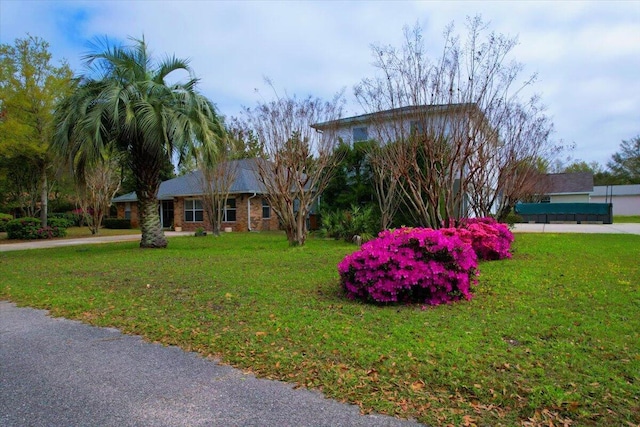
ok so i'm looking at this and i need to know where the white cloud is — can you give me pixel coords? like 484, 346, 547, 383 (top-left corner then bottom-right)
1, 0, 638, 165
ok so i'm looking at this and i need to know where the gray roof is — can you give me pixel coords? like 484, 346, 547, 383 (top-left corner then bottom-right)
312, 103, 480, 130
591, 184, 640, 197
112, 158, 268, 203
544, 172, 594, 195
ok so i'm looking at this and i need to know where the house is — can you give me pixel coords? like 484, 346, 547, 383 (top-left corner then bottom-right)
312, 103, 490, 146
539, 172, 594, 203
312, 103, 500, 217
515, 172, 615, 224
590, 184, 640, 216
112, 158, 280, 232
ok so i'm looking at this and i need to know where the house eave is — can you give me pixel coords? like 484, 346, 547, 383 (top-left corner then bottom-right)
312, 103, 479, 130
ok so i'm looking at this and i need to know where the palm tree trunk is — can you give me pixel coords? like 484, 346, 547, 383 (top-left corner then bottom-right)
139, 195, 167, 248
133, 151, 167, 249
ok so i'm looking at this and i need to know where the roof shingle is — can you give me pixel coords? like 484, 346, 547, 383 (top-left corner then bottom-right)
112, 158, 268, 203
544, 172, 594, 194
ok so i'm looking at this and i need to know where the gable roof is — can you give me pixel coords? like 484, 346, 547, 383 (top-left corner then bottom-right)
311, 103, 480, 130
543, 172, 594, 195
112, 158, 268, 203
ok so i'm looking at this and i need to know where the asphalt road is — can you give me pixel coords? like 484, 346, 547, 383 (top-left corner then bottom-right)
0, 301, 423, 427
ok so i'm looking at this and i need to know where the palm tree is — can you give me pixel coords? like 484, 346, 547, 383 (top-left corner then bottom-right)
53, 37, 225, 248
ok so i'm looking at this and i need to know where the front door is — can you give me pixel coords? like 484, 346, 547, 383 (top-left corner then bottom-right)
160, 200, 174, 228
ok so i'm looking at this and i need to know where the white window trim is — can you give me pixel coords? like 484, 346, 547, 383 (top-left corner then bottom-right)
223, 198, 236, 222
184, 198, 204, 222
262, 198, 271, 219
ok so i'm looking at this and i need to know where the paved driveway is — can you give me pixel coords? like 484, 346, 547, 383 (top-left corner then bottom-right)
511, 222, 640, 234
0, 231, 192, 252
0, 302, 423, 427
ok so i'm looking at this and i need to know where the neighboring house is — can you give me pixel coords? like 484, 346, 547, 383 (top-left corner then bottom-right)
112, 158, 280, 232
539, 172, 594, 203
590, 184, 640, 216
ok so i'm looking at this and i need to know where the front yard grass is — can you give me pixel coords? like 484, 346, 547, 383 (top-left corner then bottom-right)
615, 215, 640, 223
0, 232, 638, 426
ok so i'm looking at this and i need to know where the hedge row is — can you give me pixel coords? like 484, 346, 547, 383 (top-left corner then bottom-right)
0, 213, 12, 232
5, 217, 67, 240
103, 218, 132, 229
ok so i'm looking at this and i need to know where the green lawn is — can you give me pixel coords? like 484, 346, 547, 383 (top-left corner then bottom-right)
615, 215, 640, 223
0, 232, 638, 426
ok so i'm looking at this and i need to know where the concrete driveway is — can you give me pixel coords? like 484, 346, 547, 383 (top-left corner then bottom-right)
0, 231, 192, 252
0, 301, 423, 427
511, 222, 640, 235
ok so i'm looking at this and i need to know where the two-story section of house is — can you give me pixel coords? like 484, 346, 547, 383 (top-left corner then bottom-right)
312, 103, 501, 218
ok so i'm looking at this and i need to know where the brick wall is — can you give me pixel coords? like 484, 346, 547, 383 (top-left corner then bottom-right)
117, 195, 280, 232
248, 196, 280, 231
173, 197, 185, 230
115, 202, 139, 228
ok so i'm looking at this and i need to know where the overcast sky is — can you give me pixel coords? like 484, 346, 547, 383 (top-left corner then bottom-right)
1, 0, 638, 166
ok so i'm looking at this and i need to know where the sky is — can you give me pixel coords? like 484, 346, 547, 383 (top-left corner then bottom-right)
1, 0, 639, 167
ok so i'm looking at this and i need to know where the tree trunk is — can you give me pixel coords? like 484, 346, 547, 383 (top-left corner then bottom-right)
132, 146, 166, 248
138, 195, 167, 248
40, 169, 48, 227
291, 211, 307, 246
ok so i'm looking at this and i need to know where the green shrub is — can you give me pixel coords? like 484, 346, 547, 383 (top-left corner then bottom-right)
503, 211, 523, 227
103, 218, 132, 229
194, 227, 207, 237
6, 217, 41, 240
49, 212, 82, 227
318, 205, 379, 244
48, 216, 74, 229
0, 213, 13, 232
49, 199, 76, 213
6, 217, 67, 240
35, 225, 67, 239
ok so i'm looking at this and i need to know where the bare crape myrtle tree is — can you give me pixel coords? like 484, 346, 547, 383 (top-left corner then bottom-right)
76, 151, 121, 234
233, 90, 344, 246
198, 146, 238, 237
355, 16, 561, 228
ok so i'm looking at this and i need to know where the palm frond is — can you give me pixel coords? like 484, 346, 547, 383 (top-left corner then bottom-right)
53, 35, 227, 202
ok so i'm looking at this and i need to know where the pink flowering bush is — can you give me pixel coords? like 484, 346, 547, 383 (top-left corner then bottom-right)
456, 217, 514, 261
338, 227, 478, 306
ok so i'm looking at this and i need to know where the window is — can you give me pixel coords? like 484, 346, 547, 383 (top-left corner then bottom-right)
262, 198, 271, 219
223, 198, 236, 222
124, 202, 131, 219
410, 120, 424, 134
184, 199, 203, 222
352, 126, 368, 142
